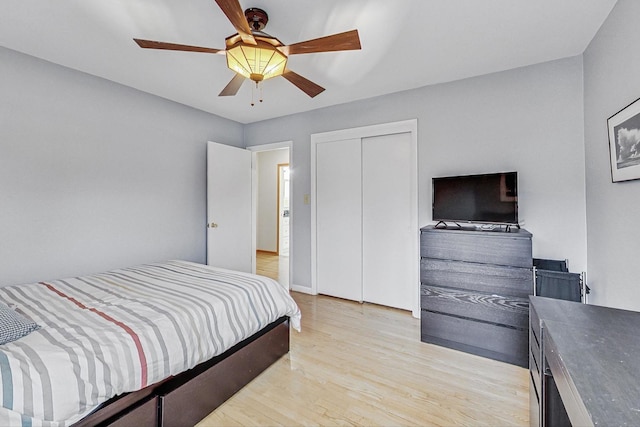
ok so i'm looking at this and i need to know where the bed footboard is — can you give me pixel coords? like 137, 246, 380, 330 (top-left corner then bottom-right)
159, 317, 290, 426
73, 317, 290, 427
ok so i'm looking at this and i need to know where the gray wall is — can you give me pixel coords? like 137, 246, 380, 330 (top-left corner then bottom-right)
9, 23, 632, 307
0, 47, 243, 286
245, 56, 588, 291
584, 0, 640, 311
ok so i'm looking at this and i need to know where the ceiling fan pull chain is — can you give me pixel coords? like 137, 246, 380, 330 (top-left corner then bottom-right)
259, 82, 264, 103
251, 81, 256, 106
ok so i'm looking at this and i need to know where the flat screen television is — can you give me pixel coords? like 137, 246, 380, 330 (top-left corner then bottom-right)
432, 172, 519, 226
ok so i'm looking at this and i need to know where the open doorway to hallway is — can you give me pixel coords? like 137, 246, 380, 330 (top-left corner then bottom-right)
254, 146, 290, 287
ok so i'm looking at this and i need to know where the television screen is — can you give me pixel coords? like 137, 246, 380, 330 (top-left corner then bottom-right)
432, 172, 518, 225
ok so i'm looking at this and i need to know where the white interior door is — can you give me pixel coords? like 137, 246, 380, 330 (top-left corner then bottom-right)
362, 132, 414, 310
207, 141, 252, 273
315, 139, 362, 301
278, 165, 290, 257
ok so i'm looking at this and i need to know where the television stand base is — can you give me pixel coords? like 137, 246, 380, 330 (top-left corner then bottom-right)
434, 220, 452, 229
433, 221, 520, 232
433, 221, 475, 231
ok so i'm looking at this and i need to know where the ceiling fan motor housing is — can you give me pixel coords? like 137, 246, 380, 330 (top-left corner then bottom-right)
245, 8, 268, 31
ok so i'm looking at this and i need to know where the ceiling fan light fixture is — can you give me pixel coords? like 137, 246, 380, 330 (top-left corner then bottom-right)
226, 41, 288, 83
134, 1, 361, 99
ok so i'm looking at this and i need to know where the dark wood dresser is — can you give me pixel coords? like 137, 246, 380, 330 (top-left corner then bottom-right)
419, 225, 533, 367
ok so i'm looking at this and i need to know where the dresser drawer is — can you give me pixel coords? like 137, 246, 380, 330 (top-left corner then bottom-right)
421, 310, 528, 367
530, 340, 540, 374
421, 285, 528, 329
530, 373, 540, 427
530, 301, 541, 340
530, 323, 541, 369
421, 258, 532, 297
420, 229, 532, 267
530, 345, 541, 396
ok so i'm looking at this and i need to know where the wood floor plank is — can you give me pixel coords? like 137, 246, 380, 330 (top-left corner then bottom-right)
256, 251, 280, 281
197, 292, 529, 426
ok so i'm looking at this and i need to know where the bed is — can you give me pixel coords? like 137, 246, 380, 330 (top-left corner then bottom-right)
0, 260, 301, 426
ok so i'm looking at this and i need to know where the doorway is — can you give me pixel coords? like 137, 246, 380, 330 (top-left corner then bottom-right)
250, 142, 292, 289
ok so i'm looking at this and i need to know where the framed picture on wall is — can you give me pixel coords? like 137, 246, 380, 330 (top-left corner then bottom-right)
608, 96, 640, 182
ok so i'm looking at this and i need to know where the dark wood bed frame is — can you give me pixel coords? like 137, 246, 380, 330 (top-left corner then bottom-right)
72, 317, 290, 427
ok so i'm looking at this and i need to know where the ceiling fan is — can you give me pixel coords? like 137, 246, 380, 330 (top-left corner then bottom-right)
133, 0, 361, 100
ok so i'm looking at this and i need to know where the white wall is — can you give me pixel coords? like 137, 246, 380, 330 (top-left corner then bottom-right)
245, 56, 587, 290
256, 149, 289, 252
0, 47, 243, 286
583, 0, 640, 311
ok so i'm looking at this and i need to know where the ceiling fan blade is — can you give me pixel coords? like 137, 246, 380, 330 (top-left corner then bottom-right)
215, 0, 256, 45
281, 29, 361, 56
134, 39, 223, 54
282, 70, 325, 98
219, 73, 245, 96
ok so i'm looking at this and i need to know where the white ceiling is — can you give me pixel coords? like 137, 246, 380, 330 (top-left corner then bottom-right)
0, 0, 618, 124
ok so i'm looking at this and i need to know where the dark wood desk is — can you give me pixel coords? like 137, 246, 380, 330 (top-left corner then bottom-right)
530, 296, 640, 426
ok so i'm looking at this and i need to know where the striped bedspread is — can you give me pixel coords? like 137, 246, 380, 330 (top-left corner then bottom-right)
0, 260, 301, 426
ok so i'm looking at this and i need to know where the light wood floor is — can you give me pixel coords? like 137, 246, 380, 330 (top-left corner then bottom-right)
197, 292, 529, 426
256, 251, 289, 286
256, 251, 280, 280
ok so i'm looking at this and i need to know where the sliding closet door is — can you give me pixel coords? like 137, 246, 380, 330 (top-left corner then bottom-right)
362, 132, 414, 310
315, 139, 362, 301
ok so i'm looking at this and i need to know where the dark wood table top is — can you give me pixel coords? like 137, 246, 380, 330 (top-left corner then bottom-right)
531, 296, 640, 426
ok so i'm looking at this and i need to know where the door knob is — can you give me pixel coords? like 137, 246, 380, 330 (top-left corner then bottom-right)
208, 222, 218, 228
